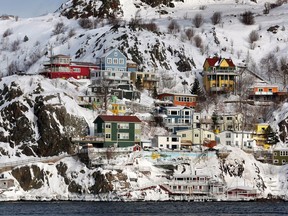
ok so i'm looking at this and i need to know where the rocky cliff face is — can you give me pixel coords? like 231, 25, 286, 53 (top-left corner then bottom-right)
0, 76, 88, 157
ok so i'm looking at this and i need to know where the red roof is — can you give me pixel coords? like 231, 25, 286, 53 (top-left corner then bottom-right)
204, 57, 235, 67
95, 115, 141, 123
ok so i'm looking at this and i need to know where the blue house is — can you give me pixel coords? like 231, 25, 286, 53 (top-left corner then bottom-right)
155, 106, 195, 134
91, 48, 130, 85
97, 48, 127, 71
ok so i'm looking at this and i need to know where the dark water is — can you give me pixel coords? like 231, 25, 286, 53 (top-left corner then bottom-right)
0, 201, 287, 216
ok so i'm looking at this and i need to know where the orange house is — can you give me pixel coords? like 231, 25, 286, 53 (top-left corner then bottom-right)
157, 93, 197, 108
248, 84, 288, 103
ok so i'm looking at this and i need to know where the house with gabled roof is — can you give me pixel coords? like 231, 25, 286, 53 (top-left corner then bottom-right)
93, 115, 142, 148
91, 48, 129, 85
40, 54, 99, 79
202, 56, 238, 94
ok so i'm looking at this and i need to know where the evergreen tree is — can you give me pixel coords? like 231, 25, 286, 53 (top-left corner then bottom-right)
152, 85, 158, 99
190, 77, 200, 94
190, 77, 206, 102
265, 126, 279, 145
135, 76, 142, 90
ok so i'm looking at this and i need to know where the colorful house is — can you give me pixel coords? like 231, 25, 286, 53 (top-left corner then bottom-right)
253, 123, 269, 146
177, 128, 215, 148
91, 48, 129, 85
273, 148, 288, 165
212, 113, 243, 133
109, 102, 127, 115
93, 115, 141, 148
130, 71, 159, 90
202, 57, 238, 94
157, 93, 197, 108
248, 84, 288, 104
40, 54, 98, 79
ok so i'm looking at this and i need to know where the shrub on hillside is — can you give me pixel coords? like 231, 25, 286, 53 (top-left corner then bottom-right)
193, 13, 204, 28
249, 30, 259, 44
10, 39, 20, 51
167, 19, 180, 34
211, 12, 222, 25
142, 21, 159, 33
194, 35, 202, 48
52, 22, 66, 35
240, 11, 255, 25
78, 18, 93, 29
3, 28, 12, 38
185, 28, 195, 41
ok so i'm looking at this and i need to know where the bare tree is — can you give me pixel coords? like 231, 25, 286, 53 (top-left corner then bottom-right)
240, 11, 255, 25
10, 39, 20, 51
211, 12, 222, 25
248, 30, 259, 49
167, 19, 180, 34
278, 57, 288, 89
263, 2, 271, 14
52, 22, 66, 35
3, 28, 12, 38
193, 13, 204, 28
260, 52, 278, 82
193, 35, 202, 48
78, 18, 93, 29
185, 28, 195, 41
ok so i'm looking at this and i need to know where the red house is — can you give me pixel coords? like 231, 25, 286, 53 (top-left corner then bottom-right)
40, 54, 99, 79
157, 93, 197, 108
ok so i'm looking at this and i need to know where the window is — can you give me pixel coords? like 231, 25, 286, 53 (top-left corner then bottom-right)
167, 137, 169, 142
195, 134, 199, 137
118, 123, 129, 129
119, 58, 124, 64
170, 110, 178, 115
273, 159, 279, 164
105, 123, 111, 128
227, 117, 232, 120
282, 160, 286, 165
235, 141, 239, 146
113, 58, 118, 64
105, 134, 111, 139
226, 141, 231, 145
107, 58, 112, 64
182, 134, 186, 138
119, 133, 129, 139
226, 133, 231, 138
171, 137, 179, 142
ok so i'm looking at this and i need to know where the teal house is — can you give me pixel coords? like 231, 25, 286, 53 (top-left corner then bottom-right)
93, 115, 142, 148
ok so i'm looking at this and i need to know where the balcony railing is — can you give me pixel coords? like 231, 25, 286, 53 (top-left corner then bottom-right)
143, 77, 160, 82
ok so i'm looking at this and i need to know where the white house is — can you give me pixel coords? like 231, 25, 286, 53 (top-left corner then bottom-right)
152, 135, 181, 150
177, 128, 216, 147
217, 130, 256, 149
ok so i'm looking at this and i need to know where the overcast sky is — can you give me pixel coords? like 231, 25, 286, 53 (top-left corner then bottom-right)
0, 0, 67, 17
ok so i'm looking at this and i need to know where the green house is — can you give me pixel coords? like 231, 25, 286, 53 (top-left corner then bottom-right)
93, 115, 142, 148
273, 148, 288, 165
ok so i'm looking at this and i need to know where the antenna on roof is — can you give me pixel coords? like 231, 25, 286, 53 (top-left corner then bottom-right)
49, 45, 54, 57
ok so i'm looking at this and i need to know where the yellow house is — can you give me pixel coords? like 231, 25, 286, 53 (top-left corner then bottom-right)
253, 123, 269, 146
203, 57, 238, 94
110, 103, 127, 115
130, 71, 159, 90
